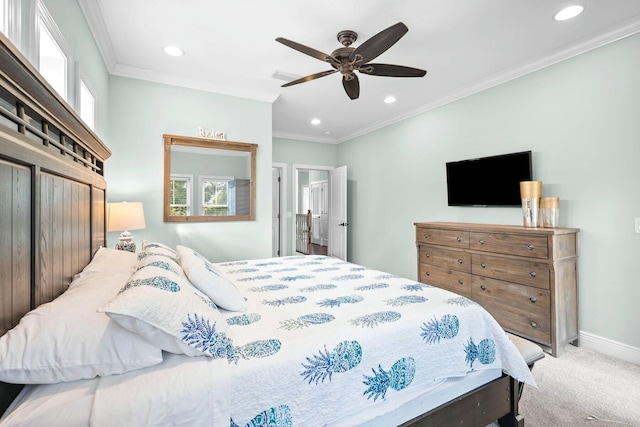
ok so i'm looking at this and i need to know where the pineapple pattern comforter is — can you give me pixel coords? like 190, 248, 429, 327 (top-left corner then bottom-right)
215, 255, 535, 427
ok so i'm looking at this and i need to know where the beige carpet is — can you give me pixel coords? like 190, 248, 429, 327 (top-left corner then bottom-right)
519, 344, 640, 427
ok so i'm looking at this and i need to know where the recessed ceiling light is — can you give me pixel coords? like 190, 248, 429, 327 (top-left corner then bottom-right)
554, 5, 584, 21
163, 46, 184, 57
310, 118, 321, 125
384, 96, 397, 104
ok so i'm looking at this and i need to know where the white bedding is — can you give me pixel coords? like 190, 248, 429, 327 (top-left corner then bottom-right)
1, 255, 534, 427
216, 255, 533, 426
2, 358, 501, 427
2, 353, 229, 427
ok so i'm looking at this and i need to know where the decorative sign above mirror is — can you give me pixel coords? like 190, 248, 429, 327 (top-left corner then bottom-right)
163, 134, 257, 222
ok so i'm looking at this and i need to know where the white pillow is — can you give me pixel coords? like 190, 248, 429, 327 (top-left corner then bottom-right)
176, 245, 246, 312
101, 249, 234, 358
0, 247, 163, 384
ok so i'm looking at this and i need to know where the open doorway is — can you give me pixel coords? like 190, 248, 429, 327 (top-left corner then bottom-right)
293, 165, 347, 260
296, 169, 329, 255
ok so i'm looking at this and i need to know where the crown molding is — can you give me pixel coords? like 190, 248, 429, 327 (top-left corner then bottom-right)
338, 18, 640, 144
272, 130, 338, 144
110, 64, 279, 103
77, 0, 117, 72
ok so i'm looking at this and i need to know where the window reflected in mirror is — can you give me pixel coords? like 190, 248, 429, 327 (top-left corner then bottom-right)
163, 134, 256, 222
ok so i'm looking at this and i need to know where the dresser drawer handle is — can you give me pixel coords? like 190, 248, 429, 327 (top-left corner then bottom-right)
529, 297, 537, 303
425, 272, 430, 276
529, 271, 537, 278
457, 259, 463, 264
527, 244, 535, 250
425, 253, 430, 258
456, 237, 462, 242
458, 279, 464, 285
530, 321, 539, 328
480, 263, 486, 268
423, 234, 430, 239
480, 284, 486, 291
478, 239, 484, 245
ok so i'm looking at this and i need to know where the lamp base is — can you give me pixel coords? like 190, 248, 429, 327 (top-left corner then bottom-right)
115, 240, 136, 252
115, 231, 136, 252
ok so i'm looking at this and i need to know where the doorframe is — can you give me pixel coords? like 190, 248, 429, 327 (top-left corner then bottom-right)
292, 164, 334, 255
272, 163, 287, 257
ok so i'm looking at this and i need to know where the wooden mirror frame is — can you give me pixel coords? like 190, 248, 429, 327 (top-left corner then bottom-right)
163, 134, 257, 222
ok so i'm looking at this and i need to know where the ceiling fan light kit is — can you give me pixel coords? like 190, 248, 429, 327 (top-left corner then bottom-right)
276, 22, 427, 100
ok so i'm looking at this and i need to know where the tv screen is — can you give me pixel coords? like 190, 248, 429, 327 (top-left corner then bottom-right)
446, 151, 533, 207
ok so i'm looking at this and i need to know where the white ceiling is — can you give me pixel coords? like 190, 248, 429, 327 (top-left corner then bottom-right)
79, 0, 640, 143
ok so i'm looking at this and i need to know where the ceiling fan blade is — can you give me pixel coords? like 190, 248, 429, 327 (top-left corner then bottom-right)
350, 22, 408, 64
276, 37, 338, 65
281, 70, 338, 87
342, 75, 360, 100
359, 63, 427, 77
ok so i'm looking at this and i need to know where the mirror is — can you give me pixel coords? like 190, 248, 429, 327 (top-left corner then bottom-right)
163, 134, 256, 222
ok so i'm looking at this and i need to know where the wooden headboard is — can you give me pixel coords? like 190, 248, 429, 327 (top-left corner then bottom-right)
0, 33, 110, 412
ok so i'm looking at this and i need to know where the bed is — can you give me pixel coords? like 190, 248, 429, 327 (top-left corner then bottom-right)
0, 32, 533, 426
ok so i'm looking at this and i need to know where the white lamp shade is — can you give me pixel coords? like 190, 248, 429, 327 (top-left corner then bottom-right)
107, 202, 146, 232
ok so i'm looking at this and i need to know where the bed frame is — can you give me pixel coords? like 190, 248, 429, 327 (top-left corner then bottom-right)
0, 32, 110, 414
0, 33, 524, 426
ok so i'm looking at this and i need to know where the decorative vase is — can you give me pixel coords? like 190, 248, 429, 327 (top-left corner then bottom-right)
541, 197, 560, 228
520, 181, 542, 227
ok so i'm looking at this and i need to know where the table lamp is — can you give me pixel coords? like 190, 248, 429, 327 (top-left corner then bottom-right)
107, 202, 146, 252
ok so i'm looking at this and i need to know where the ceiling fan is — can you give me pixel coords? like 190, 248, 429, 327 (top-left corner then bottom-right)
276, 22, 427, 100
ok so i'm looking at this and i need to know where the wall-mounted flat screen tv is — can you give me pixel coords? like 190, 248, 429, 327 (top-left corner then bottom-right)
446, 150, 533, 207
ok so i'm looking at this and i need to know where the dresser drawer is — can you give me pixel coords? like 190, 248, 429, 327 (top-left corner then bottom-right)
419, 263, 471, 298
471, 276, 550, 318
472, 254, 550, 289
476, 300, 551, 346
469, 232, 548, 259
417, 227, 470, 249
419, 246, 471, 273
472, 277, 551, 345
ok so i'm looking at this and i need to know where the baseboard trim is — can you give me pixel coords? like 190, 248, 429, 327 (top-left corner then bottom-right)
579, 331, 640, 365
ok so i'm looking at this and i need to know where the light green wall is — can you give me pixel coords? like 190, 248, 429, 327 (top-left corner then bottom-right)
106, 76, 272, 261
171, 151, 249, 179
272, 137, 338, 255
31, 0, 273, 261
338, 33, 640, 349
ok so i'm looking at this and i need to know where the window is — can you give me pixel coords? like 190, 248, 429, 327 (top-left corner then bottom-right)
77, 65, 96, 129
200, 176, 231, 216
0, 1, 5, 34
35, 1, 71, 101
79, 80, 95, 128
0, 0, 20, 46
169, 174, 192, 216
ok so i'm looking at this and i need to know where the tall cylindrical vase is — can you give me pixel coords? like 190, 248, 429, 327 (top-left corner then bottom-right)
520, 181, 542, 227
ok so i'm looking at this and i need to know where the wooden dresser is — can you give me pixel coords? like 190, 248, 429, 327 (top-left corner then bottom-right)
414, 222, 579, 356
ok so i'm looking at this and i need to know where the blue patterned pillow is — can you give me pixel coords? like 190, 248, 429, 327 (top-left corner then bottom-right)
141, 240, 177, 257
101, 249, 233, 358
177, 245, 246, 312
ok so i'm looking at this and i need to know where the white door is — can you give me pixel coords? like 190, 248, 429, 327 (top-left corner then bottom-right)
310, 181, 322, 245
272, 167, 280, 257
328, 166, 347, 260
320, 181, 329, 246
